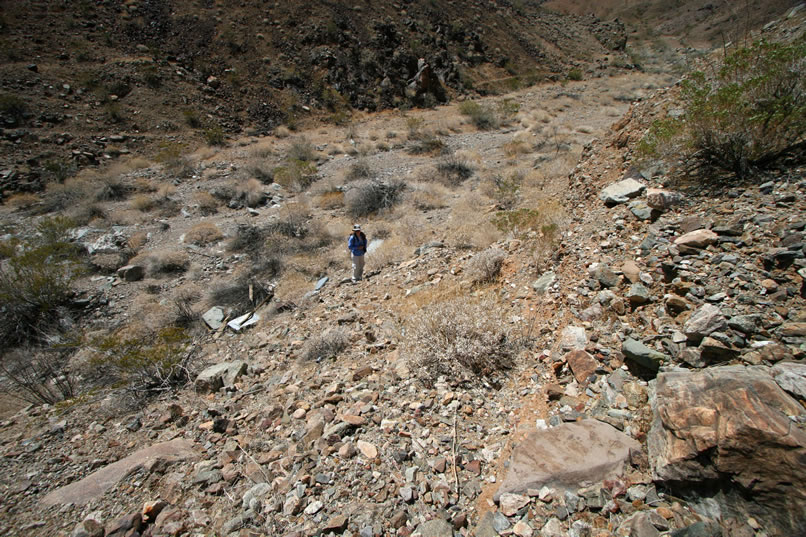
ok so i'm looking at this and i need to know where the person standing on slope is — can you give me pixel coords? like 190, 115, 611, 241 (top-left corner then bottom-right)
348, 224, 367, 283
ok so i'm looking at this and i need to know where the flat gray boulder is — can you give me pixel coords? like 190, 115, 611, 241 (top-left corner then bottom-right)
493, 420, 639, 501
195, 361, 248, 393
41, 438, 197, 506
600, 178, 646, 206
772, 361, 806, 400
202, 306, 225, 330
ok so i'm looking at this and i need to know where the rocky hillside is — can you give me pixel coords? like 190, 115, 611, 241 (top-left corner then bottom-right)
0, 0, 630, 197
0, 4, 805, 537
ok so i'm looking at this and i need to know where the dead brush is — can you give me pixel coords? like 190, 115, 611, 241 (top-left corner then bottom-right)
184, 222, 223, 246
464, 247, 507, 285
406, 298, 518, 388
300, 328, 348, 362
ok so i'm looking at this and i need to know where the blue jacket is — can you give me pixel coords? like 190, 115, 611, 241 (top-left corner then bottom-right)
348, 232, 367, 256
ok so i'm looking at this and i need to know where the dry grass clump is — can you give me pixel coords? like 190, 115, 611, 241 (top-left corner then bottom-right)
275, 125, 291, 139
407, 298, 517, 387
194, 192, 220, 215
503, 139, 532, 157
408, 181, 449, 211
6, 193, 39, 210
246, 158, 275, 184
128, 231, 148, 252
129, 249, 190, 276
300, 328, 348, 362
367, 235, 407, 268
184, 222, 223, 246
130, 194, 156, 212
287, 137, 316, 162
317, 190, 345, 209
464, 247, 506, 285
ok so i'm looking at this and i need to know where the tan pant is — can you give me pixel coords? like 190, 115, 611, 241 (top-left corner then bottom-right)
351, 254, 365, 281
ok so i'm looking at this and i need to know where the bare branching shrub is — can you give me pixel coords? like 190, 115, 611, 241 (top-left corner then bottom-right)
247, 159, 275, 184
436, 155, 474, 186
90, 326, 192, 394
0, 346, 75, 404
209, 270, 276, 313
172, 284, 202, 328
184, 222, 223, 246
407, 298, 516, 387
346, 179, 406, 217
465, 247, 506, 285
0, 217, 84, 348
301, 328, 348, 361
287, 137, 315, 162
228, 223, 264, 253
234, 178, 267, 208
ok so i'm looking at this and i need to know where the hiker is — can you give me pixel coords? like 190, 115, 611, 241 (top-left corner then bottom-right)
347, 224, 367, 282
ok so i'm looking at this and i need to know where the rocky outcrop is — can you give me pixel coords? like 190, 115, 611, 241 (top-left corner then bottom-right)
647, 366, 806, 535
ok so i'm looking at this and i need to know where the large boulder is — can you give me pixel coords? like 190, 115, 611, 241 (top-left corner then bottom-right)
493, 420, 639, 501
647, 366, 806, 536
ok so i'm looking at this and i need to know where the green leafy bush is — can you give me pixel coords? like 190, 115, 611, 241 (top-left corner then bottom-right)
640, 36, 806, 177
204, 126, 226, 146
0, 217, 84, 347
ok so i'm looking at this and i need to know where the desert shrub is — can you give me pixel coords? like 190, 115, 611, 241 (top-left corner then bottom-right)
228, 224, 264, 253
459, 101, 499, 130
265, 210, 309, 239
407, 298, 517, 387
275, 125, 291, 138
90, 326, 192, 393
274, 160, 318, 191
465, 247, 506, 285
492, 208, 542, 237
94, 175, 130, 201
183, 109, 202, 128
248, 160, 275, 184
345, 159, 374, 181
300, 328, 348, 361
486, 171, 523, 209
0, 346, 76, 404
194, 192, 219, 215
287, 137, 315, 162
346, 179, 406, 217
641, 36, 806, 177
204, 126, 226, 146
436, 155, 474, 186
131, 194, 156, 211
234, 178, 267, 208
0, 93, 27, 125
184, 222, 223, 246
0, 217, 84, 347
567, 68, 583, 81
209, 275, 275, 313
172, 284, 202, 328
406, 134, 445, 155
130, 250, 189, 275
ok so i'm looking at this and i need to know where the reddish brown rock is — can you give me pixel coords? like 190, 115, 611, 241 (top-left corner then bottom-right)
565, 350, 599, 384
647, 366, 806, 536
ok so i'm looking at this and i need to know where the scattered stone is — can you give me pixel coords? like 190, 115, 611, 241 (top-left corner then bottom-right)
627, 283, 651, 305
645, 188, 682, 211
590, 263, 620, 288
357, 440, 378, 459
674, 229, 718, 250
771, 362, 806, 400
499, 492, 530, 516
560, 325, 588, 351
202, 307, 226, 330
533, 271, 556, 293
683, 305, 727, 343
416, 518, 453, 537
622, 338, 667, 371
